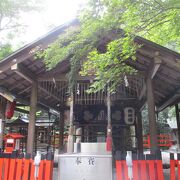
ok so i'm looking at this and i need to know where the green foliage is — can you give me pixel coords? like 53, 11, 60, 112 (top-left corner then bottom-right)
142, 105, 173, 135
80, 38, 137, 92
0, 43, 12, 60
0, 0, 43, 58
43, 0, 180, 93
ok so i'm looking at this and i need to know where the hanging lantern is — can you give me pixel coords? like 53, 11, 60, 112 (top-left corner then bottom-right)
5, 100, 16, 119
124, 107, 135, 125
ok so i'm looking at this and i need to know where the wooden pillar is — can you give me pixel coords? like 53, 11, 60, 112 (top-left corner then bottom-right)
175, 104, 180, 149
106, 90, 112, 151
0, 97, 6, 149
67, 93, 74, 153
147, 77, 158, 154
34, 127, 37, 153
59, 109, 65, 153
136, 111, 143, 153
27, 82, 38, 154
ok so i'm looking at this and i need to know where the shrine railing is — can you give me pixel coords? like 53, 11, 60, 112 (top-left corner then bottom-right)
143, 134, 172, 148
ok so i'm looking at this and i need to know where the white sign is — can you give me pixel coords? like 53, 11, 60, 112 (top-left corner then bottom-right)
59, 154, 112, 180
7, 139, 14, 143
15, 139, 20, 150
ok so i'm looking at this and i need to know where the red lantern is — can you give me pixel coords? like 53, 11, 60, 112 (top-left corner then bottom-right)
5, 101, 16, 119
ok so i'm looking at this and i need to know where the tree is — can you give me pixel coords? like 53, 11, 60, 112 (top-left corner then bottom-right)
142, 105, 174, 135
0, 0, 41, 33
0, 43, 12, 60
0, 0, 42, 59
42, 0, 180, 93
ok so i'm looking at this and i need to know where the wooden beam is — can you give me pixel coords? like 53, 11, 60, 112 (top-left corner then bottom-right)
154, 90, 166, 98
162, 65, 180, 77
157, 73, 179, 86
136, 111, 143, 153
0, 74, 15, 86
11, 63, 61, 102
147, 77, 158, 153
0, 53, 33, 73
15, 107, 29, 114
0, 97, 7, 148
125, 59, 148, 71
138, 54, 161, 101
38, 86, 60, 102
38, 72, 144, 83
67, 93, 74, 153
9, 79, 27, 91
38, 74, 95, 82
149, 63, 161, 79
16, 103, 28, 106
106, 90, 112, 151
11, 63, 35, 83
157, 93, 180, 112
175, 104, 180, 149
0, 86, 15, 102
107, 91, 111, 126
0, 21, 79, 73
0, 84, 53, 112
138, 48, 180, 70
139, 99, 147, 112
18, 86, 31, 95
138, 83, 146, 100
148, 53, 162, 79
27, 82, 38, 154
59, 109, 65, 153
157, 75, 180, 111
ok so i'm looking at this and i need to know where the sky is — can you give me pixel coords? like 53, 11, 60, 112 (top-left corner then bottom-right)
12, 0, 86, 47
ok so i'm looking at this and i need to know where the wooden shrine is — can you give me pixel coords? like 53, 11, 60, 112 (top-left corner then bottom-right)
0, 20, 180, 155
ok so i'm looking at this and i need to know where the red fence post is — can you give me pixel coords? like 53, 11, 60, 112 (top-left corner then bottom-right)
4, 153, 11, 180
44, 153, 54, 180
116, 160, 123, 180
146, 154, 156, 180
178, 153, 180, 180
0, 153, 4, 180
15, 154, 24, 180
170, 153, 176, 180
8, 151, 18, 180
155, 150, 164, 180
138, 153, 148, 180
132, 153, 139, 180
115, 151, 128, 180
30, 155, 35, 180
38, 154, 45, 180
23, 153, 31, 180
122, 159, 129, 180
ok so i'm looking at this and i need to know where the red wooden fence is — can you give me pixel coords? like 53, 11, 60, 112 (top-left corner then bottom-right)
143, 134, 172, 148
170, 153, 180, 180
115, 151, 180, 180
115, 151, 164, 180
0, 151, 54, 180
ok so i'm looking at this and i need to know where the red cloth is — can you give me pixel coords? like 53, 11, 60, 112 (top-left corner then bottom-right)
6, 101, 16, 119
106, 136, 112, 151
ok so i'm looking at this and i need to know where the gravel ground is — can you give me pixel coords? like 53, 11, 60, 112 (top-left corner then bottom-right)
53, 168, 58, 180
53, 167, 172, 180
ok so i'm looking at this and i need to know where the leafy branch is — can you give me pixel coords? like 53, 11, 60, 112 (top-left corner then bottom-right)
42, 0, 180, 93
